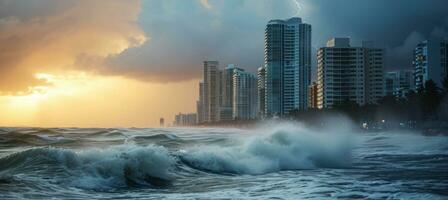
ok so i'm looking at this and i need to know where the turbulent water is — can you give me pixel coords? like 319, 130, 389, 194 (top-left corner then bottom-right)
0, 122, 447, 199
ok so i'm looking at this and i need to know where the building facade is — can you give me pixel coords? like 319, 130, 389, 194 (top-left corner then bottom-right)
219, 64, 238, 121
174, 113, 197, 126
317, 38, 384, 108
233, 68, 258, 120
414, 39, 448, 89
257, 66, 266, 117
264, 17, 311, 116
385, 70, 415, 97
203, 61, 220, 122
196, 82, 205, 123
308, 82, 318, 109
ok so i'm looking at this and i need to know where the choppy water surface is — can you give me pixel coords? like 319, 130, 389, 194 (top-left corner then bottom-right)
0, 122, 447, 199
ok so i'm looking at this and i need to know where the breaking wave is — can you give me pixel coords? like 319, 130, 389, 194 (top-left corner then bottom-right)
0, 122, 355, 190
0, 144, 176, 190
180, 122, 353, 174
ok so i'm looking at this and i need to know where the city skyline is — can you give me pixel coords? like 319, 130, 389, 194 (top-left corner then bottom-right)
0, 0, 447, 127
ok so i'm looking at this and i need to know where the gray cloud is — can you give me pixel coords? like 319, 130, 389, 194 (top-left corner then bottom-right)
0, 0, 144, 93
1, 0, 447, 90
105, 0, 448, 82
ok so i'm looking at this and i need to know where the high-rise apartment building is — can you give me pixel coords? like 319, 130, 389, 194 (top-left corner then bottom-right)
363, 41, 385, 104
203, 61, 220, 122
414, 39, 448, 89
174, 113, 197, 126
257, 66, 266, 117
264, 17, 311, 116
308, 82, 318, 109
196, 82, 205, 123
385, 70, 415, 97
233, 68, 258, 120
317, 38, 384, 108
219, 64, 239, 121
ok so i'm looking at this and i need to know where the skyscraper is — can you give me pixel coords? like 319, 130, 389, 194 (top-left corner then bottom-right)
174, 113, 197, 126
257, 66, 266, 117
264, 17, 311, 117
233, 68, 258, 120
203, 61, 220, 122
363, 41, 385, 104
414, 39, 448, 89
219, 64, 238, 121
308, 82, 318, 109
196, 82, 205, 123
385, 70, 415, 97
317, 38, 384, 108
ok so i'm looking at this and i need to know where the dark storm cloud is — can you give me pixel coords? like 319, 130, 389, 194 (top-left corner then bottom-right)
104, 0, 298, 81
2, 0, 447, 90
106, 0, 448, 82
306, 0, 448, 69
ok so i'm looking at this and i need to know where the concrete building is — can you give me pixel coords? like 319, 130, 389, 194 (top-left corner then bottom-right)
414, 39, 448, 89
264, 17, 311, 116
203, 61, 221, 122
196, 82, 205, 123
385, 70, 415, 97
257, 66, 266, 117
308, 82, 318, 109
233, 68, 258, 120
174, 113, 197, 126
317, 38, 384, 108
219, 64, 239, 121
363, 41, 385, 104
159, 118, 164, 127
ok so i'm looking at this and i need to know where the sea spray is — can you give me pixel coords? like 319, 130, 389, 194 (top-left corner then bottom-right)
0, 144, 176, 189
180, 121, 353, 174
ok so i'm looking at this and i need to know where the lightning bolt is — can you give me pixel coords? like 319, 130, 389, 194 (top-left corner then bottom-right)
292, 0, 302, 16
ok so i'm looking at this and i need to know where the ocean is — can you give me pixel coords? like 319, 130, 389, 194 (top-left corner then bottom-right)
0, 121, 447, 199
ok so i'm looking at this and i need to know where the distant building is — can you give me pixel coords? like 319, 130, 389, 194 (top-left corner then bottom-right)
414, 39, 448, 89
174, 113, 197, 126
219, 64, 239, 121
203, 61, 220, 122
257, 66, 266, 117
308, 82, 318, 109
385, 70, 414, 97
233, 68, 258, 120
264, 17, 312, 117
317, 38, 385, 108
159, 118, 164, 127
196, 82, 205, 123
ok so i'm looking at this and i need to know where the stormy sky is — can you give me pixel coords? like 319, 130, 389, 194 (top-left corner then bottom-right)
1, 0, 448, 92
1, 0, 448, 127
106, 0, 448, 82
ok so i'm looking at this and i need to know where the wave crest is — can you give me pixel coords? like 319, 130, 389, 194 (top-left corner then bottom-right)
180, 123, 352, 175
0, 145, 176, 189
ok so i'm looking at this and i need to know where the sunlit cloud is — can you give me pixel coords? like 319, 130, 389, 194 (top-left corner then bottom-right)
0, 0, 145, 93
199, 0, 213, 10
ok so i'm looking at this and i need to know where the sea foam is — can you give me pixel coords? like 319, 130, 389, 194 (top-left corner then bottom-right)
180, 121, 353, 175
0, 144, 176, 189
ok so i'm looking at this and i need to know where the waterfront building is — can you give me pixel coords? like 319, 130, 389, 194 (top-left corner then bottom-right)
233, 68, 258, 120
159, 118, 164, 127
196, 82, 205, 123
257, 66, 266, 117
203, 61, 220, 122
219, 64, 239, 121
414, 39, 448, 89
174, 113, 197, 126
317, 38, 384, 108
264, 17, 311, 116
308, 82, 318, 109
385, 70, 415, 97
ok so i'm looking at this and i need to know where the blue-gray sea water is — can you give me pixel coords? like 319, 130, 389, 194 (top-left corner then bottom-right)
0, 122, 447, 199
